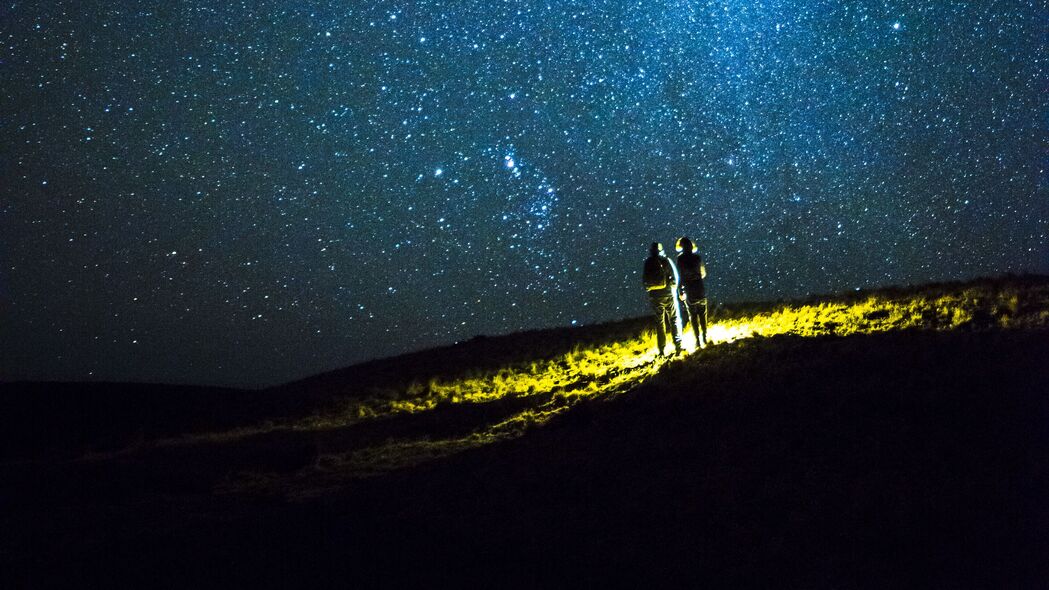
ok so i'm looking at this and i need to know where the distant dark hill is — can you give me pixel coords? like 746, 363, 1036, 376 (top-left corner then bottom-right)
2, 275, 1048, 587
0, 382, 252, 460
0, 321, 657, 464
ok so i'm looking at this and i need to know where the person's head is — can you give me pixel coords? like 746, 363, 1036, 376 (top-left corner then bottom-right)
649, 242, 663, 257
676, 236, 694, 254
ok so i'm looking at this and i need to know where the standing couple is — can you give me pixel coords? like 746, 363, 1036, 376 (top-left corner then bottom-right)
642, 238, 709, 357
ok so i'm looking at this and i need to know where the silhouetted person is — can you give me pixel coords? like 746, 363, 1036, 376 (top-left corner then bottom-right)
676, 236, 709, 346
642, 242, 683, 356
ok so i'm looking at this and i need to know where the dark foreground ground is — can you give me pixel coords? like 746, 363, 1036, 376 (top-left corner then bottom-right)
3, 328, 1049, 588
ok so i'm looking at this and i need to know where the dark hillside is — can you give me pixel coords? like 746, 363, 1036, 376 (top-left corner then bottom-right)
322, 330, 1049, 587
2, 276, 1048, 587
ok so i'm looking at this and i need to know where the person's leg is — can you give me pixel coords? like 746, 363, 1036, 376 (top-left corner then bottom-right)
687, 298, 702, 344
698, 298, 709, 344
651, 296, 667, 354
668, 294, 683, 352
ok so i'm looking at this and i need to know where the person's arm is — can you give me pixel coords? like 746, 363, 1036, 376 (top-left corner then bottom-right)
701, 261, 707, 279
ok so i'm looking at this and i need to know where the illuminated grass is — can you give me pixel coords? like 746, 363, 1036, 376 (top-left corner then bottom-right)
709, 283, 1039, 343
321, 278, 1045, 425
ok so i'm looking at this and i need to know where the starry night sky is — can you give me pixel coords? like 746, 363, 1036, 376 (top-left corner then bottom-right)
1, 1, 1046, 387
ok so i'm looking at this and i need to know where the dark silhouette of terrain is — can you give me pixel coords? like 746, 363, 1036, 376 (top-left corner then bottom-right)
2, 276, 1048, 587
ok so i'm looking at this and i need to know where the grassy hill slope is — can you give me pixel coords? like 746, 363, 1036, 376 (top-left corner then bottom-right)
2, 275, 1048, 586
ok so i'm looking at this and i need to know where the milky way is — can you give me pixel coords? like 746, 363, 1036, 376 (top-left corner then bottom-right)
1, 1, 1045, 386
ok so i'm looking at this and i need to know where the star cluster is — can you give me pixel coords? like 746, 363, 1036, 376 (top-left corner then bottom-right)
1, 1, 1045, 386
